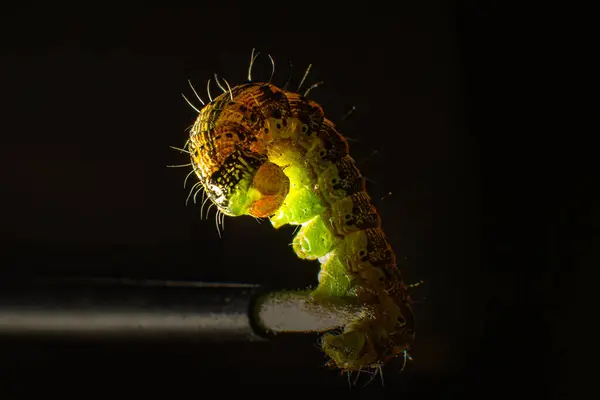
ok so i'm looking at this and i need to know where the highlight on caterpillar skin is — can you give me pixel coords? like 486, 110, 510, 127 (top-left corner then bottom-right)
177, 50, 416, 378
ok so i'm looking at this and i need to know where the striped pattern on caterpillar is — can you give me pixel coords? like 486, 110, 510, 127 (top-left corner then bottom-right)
181, 52, 415, 373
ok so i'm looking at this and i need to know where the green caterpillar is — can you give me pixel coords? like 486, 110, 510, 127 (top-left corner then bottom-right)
181, 51, 415, 374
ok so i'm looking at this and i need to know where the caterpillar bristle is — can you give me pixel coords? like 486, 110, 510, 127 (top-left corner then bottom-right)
297, 63, 312, 92
248, 48, 260, 82
183, 169, 195, 189
213, 73, 227, 93
207, 78, 214, 102
304, 81, 324, 98
341, 105, 356, 121
267, 54, 275, 84
187, 79, 205, 106
181, 93, 201, 113
169, 145, 191, 154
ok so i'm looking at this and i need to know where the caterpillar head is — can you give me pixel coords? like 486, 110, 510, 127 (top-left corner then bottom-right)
192, 146, 290, 218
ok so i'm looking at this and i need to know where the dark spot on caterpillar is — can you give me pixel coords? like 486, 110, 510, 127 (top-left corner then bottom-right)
302, 125, 308, 133
226, 133, 233, 138
343, 213, 356, 226
264, 128, 269, 134
358, 249, 369, 262
276, 123, 282, 129
215, 135, 221, 140
272, 109, 282, 119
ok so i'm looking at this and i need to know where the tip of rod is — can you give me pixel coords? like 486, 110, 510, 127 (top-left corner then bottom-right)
254, 291, 369, 334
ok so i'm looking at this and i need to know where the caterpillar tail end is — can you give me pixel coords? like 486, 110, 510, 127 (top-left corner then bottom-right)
320, 300, 416, 372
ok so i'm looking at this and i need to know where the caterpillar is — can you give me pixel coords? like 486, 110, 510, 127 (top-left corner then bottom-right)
180, 50, 415, 375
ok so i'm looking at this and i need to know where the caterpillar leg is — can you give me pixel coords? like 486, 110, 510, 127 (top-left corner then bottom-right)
269, 165, 326, 228
322, 322, 379, 371
291, 215, 338, 260
312, 248, 354, 299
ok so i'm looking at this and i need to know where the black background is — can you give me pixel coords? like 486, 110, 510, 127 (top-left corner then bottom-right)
0, 2, 566, 396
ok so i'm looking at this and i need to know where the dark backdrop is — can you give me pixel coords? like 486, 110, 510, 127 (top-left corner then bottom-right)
0, 2, 564, 396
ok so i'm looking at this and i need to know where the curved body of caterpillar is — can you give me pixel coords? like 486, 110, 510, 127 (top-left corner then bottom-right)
184, 70, 415, 372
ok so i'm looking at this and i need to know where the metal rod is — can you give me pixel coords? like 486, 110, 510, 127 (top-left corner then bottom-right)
0, 278, 365, 342
0, 278, 265, 341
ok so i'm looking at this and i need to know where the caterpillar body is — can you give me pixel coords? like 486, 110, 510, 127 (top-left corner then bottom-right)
182, 54, 415, 373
